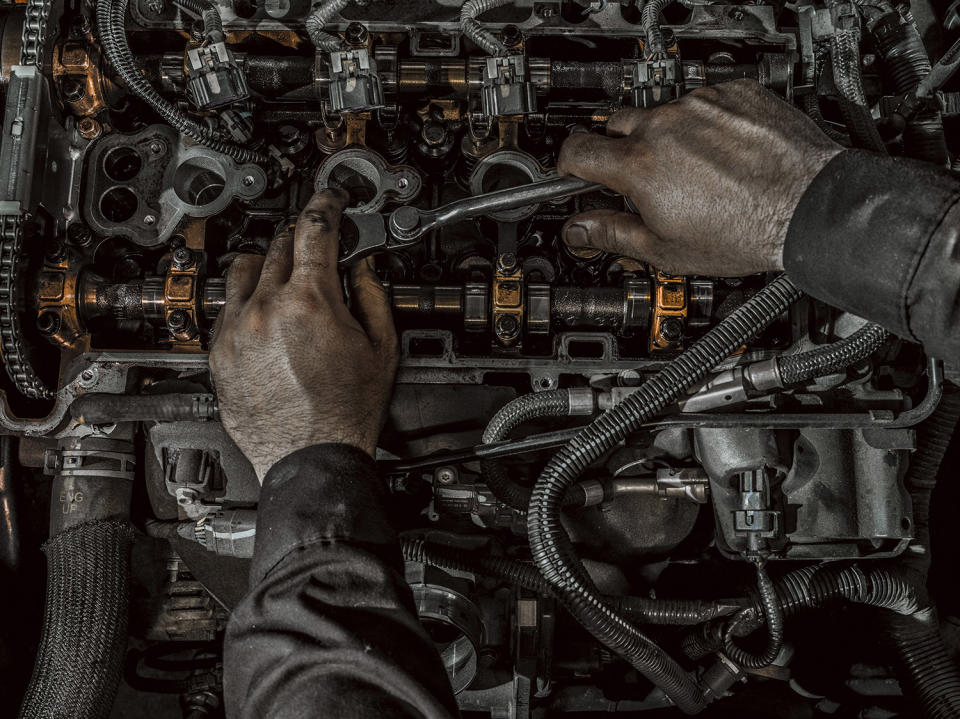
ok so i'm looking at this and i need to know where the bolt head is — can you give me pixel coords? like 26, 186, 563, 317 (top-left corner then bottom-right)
172, 247, 194, 270
37, 311, 61, 336
345, 21, 369, 45
78, 367, 99, 388
143, 214, 156, 226
167, 309, 190, 331
77, 118, 101, 140
497, 252, 518, 273
496, 314, 520, 340
242, 175, 256, 187
435, 467, 457, 484
659, 317, 684, 342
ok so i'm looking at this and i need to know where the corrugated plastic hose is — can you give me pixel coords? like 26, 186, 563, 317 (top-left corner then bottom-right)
96, 0, 266, 165
527, 275, 803, 714
459, 0, 512, 56
305, 0, 349, 52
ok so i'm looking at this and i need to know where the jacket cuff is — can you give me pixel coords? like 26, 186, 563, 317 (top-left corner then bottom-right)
251, 443, 397, 585
783, 150, 960, 341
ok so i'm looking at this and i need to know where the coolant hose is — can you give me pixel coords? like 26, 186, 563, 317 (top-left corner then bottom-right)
19, 437, 136, 719
70, 393, 217, 425
776, 322, 888, 386
870, 9, 948, 165
305, 0, 350, 52
481, 389, 594, 511
459, 0, 513, 56
527, 275, 803, 714
96, 0, 266, 165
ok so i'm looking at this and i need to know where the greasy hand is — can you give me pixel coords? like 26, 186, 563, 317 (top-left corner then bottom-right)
558, 79, 843, 276
210, 190, 398, 481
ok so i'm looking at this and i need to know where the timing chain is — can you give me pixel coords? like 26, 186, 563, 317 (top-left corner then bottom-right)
0, 215, 52, 399
0, 0, 55, 400
20, 0, 51, 68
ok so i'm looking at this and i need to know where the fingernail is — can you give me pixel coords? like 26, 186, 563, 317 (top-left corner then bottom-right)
565, 223, 590, 246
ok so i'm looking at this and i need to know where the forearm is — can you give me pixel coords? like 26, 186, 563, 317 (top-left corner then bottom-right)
223, 444, 458, 719
784, 150, 960, 359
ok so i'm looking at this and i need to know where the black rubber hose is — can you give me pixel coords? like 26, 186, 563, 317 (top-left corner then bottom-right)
871, 10, 948, 165
723, 564, 784, 669
401, 538, 739, 626
776, 322, 888, 386
70, 393, 217, 425
96, 0, 266, 165
830, 29, 887, 153
838, 97, 887, 152
527, 276, 803, 714
802, 94, 849, 143
18, 520, 135, 719
481, 390, 577, 512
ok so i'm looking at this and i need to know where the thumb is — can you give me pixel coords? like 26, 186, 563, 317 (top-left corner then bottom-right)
562, 209, 666, 264
349, 257, 397, 357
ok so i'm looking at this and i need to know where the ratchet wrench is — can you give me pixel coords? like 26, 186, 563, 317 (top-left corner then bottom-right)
338, 175, 603, 265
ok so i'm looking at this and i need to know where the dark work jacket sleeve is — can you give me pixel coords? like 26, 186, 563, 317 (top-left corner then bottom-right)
784, 150, 960, 360
223, 444, 459, 719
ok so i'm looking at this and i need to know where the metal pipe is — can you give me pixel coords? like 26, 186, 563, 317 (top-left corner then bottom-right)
0, 436, 19, 572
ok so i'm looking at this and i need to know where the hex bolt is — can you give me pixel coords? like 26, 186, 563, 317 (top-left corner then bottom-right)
167, 309, 190, 333
496, 314, 520, 340
397, 177, 409, 190
44, 240, 66, 263
241, 175, 256, 187
501, 24, 523, 47
344, 21, 369, 46
149, 141, 166, 155
77, 117, 101, 140
143, 214, 156, 226
435, 466, 457, 485
78, 367, 99, 388
421, 120, 447, 147
36, 311, 61, 336
172, 247, 194, 270
60, 77, 86, 102
66, 223, 92, 247
659, 317, 684, 343
497, 252, 518, 273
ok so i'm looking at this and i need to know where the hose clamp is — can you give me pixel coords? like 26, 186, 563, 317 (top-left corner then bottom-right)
45, 449, 136, 481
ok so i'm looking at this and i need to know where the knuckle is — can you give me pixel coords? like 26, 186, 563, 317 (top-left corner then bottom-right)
299, 208, 337, 233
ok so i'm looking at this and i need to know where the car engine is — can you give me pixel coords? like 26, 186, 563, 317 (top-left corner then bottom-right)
0, 0, 958, 715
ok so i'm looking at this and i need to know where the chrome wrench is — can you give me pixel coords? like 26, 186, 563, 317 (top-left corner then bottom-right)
337, 175, 603, 265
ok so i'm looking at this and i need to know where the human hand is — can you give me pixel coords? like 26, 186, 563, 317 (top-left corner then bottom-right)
557, 79, 843, 276
209, 189, 398, 481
